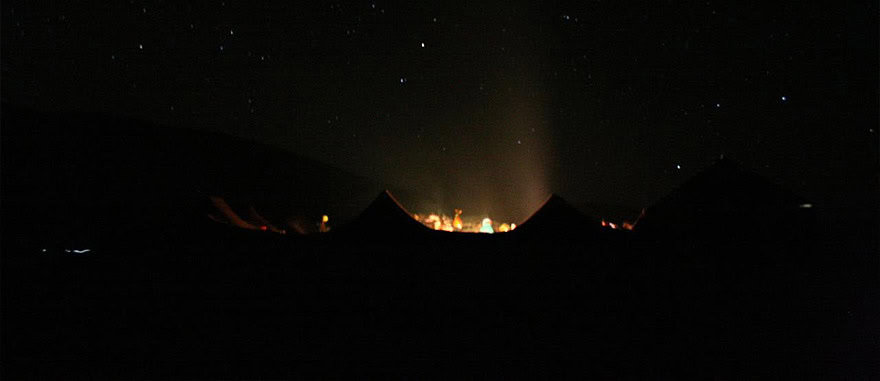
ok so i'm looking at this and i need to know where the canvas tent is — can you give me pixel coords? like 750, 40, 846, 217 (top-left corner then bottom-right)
333, 190, 435, 241
512, 194, 605, 242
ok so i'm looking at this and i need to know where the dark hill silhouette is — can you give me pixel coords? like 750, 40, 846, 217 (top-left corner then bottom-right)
633, 157, 817, 242
0, 105, 382, 251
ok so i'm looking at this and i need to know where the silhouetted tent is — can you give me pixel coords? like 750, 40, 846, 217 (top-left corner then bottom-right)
633, 157, 817, 242
512, 194, 605, 242
333, 190, 434, 241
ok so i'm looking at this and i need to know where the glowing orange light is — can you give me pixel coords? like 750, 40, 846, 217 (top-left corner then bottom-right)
453, 209, 463, 230
498, 223, 510, 232
319, 214, 330, 232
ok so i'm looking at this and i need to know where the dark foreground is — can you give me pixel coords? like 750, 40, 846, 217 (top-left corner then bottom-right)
1, 106, 876, 378
2, 222, 875, 379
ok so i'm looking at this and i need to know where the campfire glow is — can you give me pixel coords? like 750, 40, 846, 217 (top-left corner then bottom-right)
412, 209, 516, 233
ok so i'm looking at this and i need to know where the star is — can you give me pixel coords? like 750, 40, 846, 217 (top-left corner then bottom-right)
399, 77, 407, 84
420, 42, 425, 48
675, 164, 681, 169
780, 95, 787, 101
138, 43, 143, 50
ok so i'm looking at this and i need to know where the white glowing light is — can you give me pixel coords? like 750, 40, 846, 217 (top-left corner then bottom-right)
799, 203, 813, 209
480, 218, 494, 234
420, 42, 425, 48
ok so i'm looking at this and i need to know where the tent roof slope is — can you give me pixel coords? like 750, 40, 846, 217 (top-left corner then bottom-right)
333, 190, 433, 239
512, 194, 603, 238
634, 157, 814, 234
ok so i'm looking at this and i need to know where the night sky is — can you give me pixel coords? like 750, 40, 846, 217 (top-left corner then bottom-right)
2, 1, 877, 222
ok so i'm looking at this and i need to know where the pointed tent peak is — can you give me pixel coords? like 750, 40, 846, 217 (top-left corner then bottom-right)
514, 193, 602, 236
363, 189, 415, 218
635, 157, 813, 235
539, 192, 593, 213
540, 193, 573, 208
527, 194, 584, 219
334, 189, 432, 238
669, 156, 804, 202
